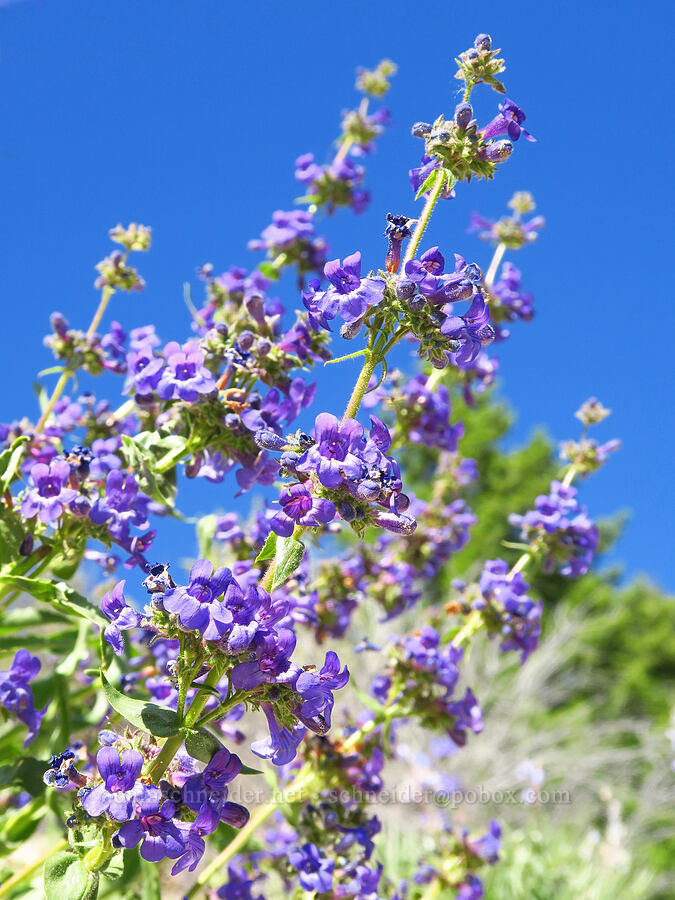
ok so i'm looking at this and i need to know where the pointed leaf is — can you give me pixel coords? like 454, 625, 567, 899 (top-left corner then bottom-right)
253, 531, 277, 565
101, 674, 181, 737
270, 537, 305, 591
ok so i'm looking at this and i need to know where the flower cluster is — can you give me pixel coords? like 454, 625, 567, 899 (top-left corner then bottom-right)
0, 650, 48, 746
257, 412, 415, 536
509, 480, 599, 577
475, 559, 542, 662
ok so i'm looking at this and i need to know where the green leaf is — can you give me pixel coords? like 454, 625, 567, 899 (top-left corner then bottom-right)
101, 674, 181, 737
0, 506, 26, 570
43, 852, 99, 900
0, 757, 47, 797
254, 531, 277, 565
140, 856, 161, 900
0, 576, 107, 627
0, 435, 29, 493
270, 537, 305, 591
414, 167, 442, 200
184, 728, 261, 773
184, 727, 223, 763
258, 262, 281, 281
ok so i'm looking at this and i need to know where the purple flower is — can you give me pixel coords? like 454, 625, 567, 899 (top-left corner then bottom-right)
171, 803, 219, 875
269, 483, 336, 537
181, 748, 249, 826
479, 559, 542, 662
20, 459, 77, 525
322, 252, 385, 324
89, 470, 150, 537
216, 863, 264, 900
296, 413, 365, 489
481, 98, 535, 142
466, 819, 502, 863
295, 650, 349, 728
82, 747, 148, 820
250, 702, 305, 766
89, 437, 122, 479
0, 650, 48, 746
124, 343, 164, 395
456, 874, 485, 900
162, 560, 234, 641
288, 842, 334, 893
508, 482, 598, 577
115, 789, 185, 862
156, 340, 216, 402
230, 628, 300, 689
101, 580, 141, 656
441, 294, 495, 366
446, 688, 484, 746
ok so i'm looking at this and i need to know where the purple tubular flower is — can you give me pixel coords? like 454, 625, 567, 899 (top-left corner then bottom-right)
250, 702, 306, 766
295, 650, 349, 728
124, 343, 164, 395
288, 842, 334, 892
82, 747, 148, 820
481, 98, 535, 142
101, 579, 141, 656
447, 687, 484, 746
479, 559, 542, 663
171, 803, 219, 875
115, 789, 185, 862
0, 649, 48, 747
457, 874, 485, 900
20, 459, 77, 525
156, 340, 216, 401
322, 252, 385, 325
372, 511, 417, 534
89, 470, 149, 534
466, 819, 502, 863
162, 559, 234, 641
296, 413, 365, 489
269, 483, 336, 537
441, 294, 495, 366
181, 748, 249, 826
230, 627, 300, 689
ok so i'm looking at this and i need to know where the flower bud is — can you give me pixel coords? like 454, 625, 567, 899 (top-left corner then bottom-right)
245, 292, 266, 325
224, 413, 241, 431
412, 121, 432, 138
238, 330, 255, 351
247, 391, 263, 409
215, 322, 229, 338
19, 533, 34, 556
256, 338, 272, 356
340, 319, 363, 340
396, 493, 411, 513
373, 512, 417, 534
355, 480, 381, 502
474, 33, 492, 51
337, 501, 357, 522
395, 278, 417, 303
455, 102, 473, 130
254, 430, 289, 452
431, 129, 453, 143
483, 140, 513, 162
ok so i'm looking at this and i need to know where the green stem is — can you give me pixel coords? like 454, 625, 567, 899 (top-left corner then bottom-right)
0, 837, 68, 898
341, 351, 379, 421
34, 369, 73, 434
403, 168, 449, 268
146, 662, 224, 783
34, 284, 116, 433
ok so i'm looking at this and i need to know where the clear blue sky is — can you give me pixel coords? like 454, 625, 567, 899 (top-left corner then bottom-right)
1, 0, 673, 590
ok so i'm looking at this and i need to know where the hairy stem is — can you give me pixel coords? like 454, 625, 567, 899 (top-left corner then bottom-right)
403, 168, 448, 268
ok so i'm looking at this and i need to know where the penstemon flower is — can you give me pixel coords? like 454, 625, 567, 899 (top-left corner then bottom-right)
0, 33, 624, 900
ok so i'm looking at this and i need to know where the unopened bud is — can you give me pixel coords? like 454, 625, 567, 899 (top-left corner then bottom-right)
412, 122, 432, 138
474, 33, 492, 51
455, 102, 473, 130
373, 512, 417, 535
254, 430, 288, 452
483, 140, 513, 162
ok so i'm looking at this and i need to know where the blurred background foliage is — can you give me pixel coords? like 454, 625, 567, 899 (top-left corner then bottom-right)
390, 385, 675, 898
